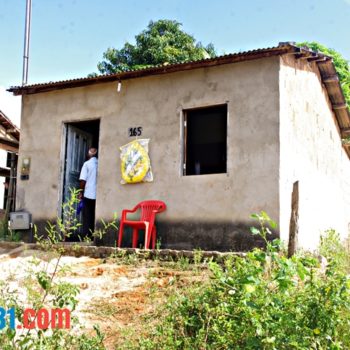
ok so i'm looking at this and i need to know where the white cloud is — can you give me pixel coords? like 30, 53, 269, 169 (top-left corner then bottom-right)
0, 87, 21, 127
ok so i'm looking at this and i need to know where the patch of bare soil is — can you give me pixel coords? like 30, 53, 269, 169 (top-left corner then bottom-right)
82, 263, 208, 349
0, 245, 208, 349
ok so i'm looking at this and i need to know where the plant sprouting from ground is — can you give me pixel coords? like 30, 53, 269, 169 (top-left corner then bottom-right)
319, 229, 350, 274
250, 210, 278, 247
82, 214, 118, 243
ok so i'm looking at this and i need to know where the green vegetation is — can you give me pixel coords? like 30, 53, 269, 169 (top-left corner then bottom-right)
298, 42, 350, 107
95, 19, 216, 74
137, 212, 350, 349
0, 218, 21, 242
0, 189, 111, 349
1, 204, 350, 349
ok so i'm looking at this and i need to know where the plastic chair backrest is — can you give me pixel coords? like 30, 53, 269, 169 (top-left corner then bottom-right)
138, 200, 167, 222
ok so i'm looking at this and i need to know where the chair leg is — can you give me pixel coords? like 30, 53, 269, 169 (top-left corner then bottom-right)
118, 223, 124, 248
144, 222, 150, 249
151, 227, 157, 249
146, 224, 154, 250
132, 228, 138, 248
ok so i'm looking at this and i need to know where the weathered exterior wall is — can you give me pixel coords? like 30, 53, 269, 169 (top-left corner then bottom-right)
17, 57, 280, 250
279, 56, 350, 250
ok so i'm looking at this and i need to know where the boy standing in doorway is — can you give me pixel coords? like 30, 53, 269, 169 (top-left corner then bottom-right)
79, 148, 98, 238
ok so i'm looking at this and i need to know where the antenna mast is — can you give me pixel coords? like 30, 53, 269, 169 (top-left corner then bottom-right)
22, 0, 32, 86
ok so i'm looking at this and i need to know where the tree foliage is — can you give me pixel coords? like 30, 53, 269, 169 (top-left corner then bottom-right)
96, 19, 216, 74
298, 42, 350, 106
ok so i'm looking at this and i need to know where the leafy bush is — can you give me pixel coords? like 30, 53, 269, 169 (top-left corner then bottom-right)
319, 229, 350, 274
140, 213, 350, 349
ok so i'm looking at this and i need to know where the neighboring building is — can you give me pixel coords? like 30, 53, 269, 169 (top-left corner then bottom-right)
0, 110, 20, 214
8, 42, 350, 251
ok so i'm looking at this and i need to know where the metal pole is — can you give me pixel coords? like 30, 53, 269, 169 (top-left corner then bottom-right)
22, 0, 32, 86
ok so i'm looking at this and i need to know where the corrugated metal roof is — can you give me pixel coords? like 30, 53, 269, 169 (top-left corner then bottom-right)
7, 42, 350, 157
8, 43, 295, 95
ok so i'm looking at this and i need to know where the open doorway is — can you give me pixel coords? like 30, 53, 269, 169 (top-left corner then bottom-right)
62, 119, 100, 240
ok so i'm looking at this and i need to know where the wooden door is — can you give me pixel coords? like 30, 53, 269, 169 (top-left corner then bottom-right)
64, 125, 93, 202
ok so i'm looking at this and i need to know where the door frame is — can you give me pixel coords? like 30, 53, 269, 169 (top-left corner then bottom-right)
58, 118, 101, 219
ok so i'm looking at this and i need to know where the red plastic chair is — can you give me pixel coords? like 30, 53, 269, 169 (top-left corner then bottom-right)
118, 200, 167, 249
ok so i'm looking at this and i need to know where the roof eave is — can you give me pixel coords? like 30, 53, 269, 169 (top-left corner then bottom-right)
8, 45, 296, 96
7, 42, 350, 158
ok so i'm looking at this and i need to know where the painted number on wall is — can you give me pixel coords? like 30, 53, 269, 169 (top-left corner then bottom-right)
128, 127, 143, 137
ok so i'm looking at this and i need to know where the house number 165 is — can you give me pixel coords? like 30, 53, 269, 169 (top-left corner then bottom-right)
129, 127, 142, 137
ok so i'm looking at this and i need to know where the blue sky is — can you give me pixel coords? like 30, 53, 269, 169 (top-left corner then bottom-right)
0, 0, 350, 125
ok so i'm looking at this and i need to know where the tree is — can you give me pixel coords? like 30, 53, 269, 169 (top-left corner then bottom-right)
298, 42, 350, 106
96, 20, 216, 74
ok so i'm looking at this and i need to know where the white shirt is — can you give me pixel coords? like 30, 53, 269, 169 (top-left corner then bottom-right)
79, 157, 98, 199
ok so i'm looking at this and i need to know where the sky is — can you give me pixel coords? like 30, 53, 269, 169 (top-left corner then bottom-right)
0, 0, 350, 127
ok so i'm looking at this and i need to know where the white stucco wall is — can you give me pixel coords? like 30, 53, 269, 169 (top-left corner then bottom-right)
279, 55, 350, 250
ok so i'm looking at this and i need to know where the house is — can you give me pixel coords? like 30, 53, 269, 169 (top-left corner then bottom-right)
0, 110, 20, 216
8, 42, 350, 251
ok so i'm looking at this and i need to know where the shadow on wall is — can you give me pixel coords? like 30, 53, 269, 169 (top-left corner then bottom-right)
18, 219, 278, 252
97, 220, 277, 252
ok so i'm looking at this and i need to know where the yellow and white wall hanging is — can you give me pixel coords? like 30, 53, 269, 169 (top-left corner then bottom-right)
120, 139, 153, 184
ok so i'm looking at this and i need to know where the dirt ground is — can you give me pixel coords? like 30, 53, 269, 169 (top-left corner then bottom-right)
0, 244, 207, 349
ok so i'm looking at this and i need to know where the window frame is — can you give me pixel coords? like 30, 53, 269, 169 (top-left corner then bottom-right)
182, 103, 228, 176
